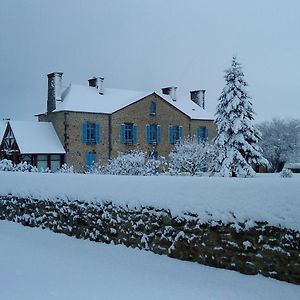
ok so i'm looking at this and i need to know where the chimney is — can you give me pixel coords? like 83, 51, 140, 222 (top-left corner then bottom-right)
162, 86, 177, 101
88, 76, 104, 95
47, 72, 63, 113
190, 89, 206, 109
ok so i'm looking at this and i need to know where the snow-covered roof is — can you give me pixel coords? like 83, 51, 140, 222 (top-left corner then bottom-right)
39, 84, 214, 120
284, 163, 300, 169
158, 92, 214, 120
9, 121, 65, 154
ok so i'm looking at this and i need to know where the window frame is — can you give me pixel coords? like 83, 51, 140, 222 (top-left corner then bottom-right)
150, 101, 156, 115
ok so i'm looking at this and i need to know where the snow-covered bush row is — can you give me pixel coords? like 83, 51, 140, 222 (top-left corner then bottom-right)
86, 143, 214, 176
89, 151, 164, 176
0, 159, 39, 172
0, 159, 75, 173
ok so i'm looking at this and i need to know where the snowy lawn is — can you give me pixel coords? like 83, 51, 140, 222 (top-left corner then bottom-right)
0, 171, 300, 231
0, 220, 299, 300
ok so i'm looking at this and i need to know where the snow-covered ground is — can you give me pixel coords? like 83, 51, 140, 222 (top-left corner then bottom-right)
0, 220, 299, 300
0, 171, 299, 231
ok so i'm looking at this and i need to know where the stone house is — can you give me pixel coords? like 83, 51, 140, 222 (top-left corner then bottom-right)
36, 72, 216, 171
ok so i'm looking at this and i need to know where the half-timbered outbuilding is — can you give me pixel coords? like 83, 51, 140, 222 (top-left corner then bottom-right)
0, 121, 65, 171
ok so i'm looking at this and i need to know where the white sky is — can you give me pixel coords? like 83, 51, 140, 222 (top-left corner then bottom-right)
0, 0, 299, 123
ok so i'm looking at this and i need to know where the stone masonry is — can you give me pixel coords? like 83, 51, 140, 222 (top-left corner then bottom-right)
1, 195, 299, 285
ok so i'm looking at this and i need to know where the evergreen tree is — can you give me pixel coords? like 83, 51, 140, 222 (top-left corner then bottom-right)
210, 56, 268, 177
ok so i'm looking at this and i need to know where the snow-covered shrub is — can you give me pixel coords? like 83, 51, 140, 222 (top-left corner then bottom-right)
103, 151, 163, 176
105, 151, 145, 175
85, 162, 104, 174
14, 161, 38, 172
145, 155, 165, 176
0, 159, 15, 171
0, 159, 38, 172
57, 163, 75, 174
168, 137, 213, 176
279, 168, 293, 178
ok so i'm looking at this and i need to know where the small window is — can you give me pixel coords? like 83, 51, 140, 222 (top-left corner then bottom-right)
125, 123, 133, 144
22, 155, 32, 165
150, 101, 156, 115
37, 155, 48, 171
50, 155, 61, 172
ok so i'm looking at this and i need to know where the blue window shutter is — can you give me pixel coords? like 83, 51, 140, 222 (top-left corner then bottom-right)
95, 123, 100, 144
197, 127, 203, 143
205, 127, 209, 141
121, 124, 125, 144
146, 124, 150, 144
157, 125, 161, 144
169, 126, 173, 144
82, 121, 88, 144
133, 124, 138, 144
179, 126, 183, 140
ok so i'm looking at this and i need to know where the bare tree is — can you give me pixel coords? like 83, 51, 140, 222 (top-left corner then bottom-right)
257, 118, 300, 172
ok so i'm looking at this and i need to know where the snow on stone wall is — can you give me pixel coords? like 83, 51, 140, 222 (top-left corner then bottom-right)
0, 195, 299, 284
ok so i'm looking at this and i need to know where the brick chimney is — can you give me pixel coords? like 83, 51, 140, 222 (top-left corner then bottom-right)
190, 89, 206, 109
47, 72, 63, 113
162, 86, 177, 101
88, 77, 104, 95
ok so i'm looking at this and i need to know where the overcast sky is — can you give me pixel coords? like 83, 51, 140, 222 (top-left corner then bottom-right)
0, 0, 299, 123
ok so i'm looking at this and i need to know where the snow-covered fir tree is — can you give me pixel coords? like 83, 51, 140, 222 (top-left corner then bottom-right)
210, 56, 268, 177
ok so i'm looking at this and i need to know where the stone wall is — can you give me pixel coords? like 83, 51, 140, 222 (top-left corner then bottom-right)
1, 195, 299, 284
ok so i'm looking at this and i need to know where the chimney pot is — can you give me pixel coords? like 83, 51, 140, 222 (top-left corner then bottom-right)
162, 86, 177, 101
88, 76, 104, 95
190, 89, 206, 109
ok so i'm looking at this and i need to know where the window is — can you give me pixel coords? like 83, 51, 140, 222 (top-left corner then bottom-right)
37, 155, 48, 171
50, 155, 61, 172
22, 155, 32, 165
197, 127, 209, 143
146, 124, 161, 144
121, 123, 138, 144
85, 152, 96, 169
150, 101, 156, 115
169, 125, 183, 144
82, 121, 100, 144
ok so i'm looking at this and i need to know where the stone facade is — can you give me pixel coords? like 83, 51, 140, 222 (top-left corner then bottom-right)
1, 195, 299, 284
39, 93, 216, 171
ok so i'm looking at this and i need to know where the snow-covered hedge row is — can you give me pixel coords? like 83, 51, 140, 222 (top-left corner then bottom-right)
0, 195, 299, 284
0, 140, 214, 176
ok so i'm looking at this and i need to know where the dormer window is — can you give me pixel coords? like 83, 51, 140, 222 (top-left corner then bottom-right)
150, 101, 156, 115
